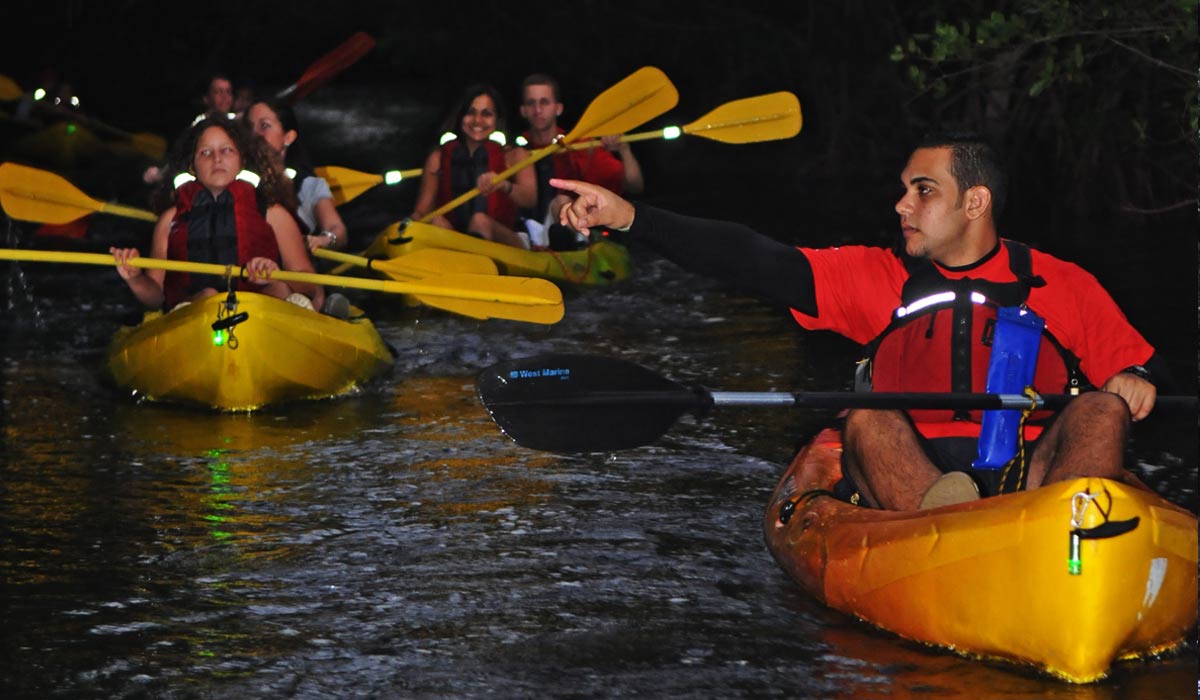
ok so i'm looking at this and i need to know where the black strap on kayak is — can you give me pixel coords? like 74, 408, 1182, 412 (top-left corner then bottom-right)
777, 489, 834, 525
1074, 518, 1140, 539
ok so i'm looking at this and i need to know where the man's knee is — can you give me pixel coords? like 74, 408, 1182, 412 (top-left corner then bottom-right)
844, 408, 908, 441
1066, 391, 1131, 424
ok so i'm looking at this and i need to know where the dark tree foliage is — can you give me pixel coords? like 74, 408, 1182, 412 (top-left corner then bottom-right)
889, 0, 1197, 241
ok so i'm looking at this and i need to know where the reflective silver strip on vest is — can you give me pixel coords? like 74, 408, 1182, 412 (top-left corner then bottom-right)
895, 291, 987, 318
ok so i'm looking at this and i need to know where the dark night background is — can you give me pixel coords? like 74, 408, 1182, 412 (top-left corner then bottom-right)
0, 7, 1197, 696
6, 1, 1194, 223
3, 1, 1197, 384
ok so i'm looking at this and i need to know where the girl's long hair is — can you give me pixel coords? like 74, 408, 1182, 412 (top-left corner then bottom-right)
149, 115, 296, 214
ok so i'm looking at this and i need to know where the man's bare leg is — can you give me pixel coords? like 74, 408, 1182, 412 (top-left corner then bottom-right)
842, 409, 943, 510
1026, 391, 1149, 490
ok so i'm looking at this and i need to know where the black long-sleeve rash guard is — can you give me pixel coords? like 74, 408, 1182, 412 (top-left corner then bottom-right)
627, 204, 819, 317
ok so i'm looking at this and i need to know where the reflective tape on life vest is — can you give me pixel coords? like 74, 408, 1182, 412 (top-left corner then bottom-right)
895, 291, 988, 318
172, 169, 260, 190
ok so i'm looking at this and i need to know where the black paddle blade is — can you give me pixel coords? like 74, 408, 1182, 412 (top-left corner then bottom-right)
476, 353, 704, 452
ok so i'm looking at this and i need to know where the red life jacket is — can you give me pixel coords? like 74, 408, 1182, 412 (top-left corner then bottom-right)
437, 140, 516, 229
163, 179, 279, 309
859, 240, 1083, 429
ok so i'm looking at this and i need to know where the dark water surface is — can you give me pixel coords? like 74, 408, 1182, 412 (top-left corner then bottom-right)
1, 91, 1196, 699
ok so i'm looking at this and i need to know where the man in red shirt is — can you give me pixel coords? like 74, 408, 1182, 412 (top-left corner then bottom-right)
517, 73, 644, 246
549, 133, 1161, 511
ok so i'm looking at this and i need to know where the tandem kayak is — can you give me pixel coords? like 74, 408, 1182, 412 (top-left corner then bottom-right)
106, 292, 395, 411
763, 428, 1198, 683
362, 220, 633, 286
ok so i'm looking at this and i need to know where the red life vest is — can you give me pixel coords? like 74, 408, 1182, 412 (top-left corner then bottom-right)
859, 240, 1082, 429
163, 179, 279, 309
437, 140, 516, 229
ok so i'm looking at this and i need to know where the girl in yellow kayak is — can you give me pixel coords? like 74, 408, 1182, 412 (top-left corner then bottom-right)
111, 115, 325, 312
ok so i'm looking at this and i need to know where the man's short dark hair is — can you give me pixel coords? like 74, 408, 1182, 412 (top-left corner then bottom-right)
521, 73, 561, 102
917, 131, 1007, 216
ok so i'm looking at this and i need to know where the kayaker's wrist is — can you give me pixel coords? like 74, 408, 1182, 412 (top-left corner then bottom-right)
320, 230, 337, 246
1120, 364, 1153, 383
613, 209, 634, 232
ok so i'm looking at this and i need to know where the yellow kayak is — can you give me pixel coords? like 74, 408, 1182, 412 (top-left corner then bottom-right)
363, 220, 632, 286
106, 292, 395, 411
763, 428, 1198, 683
4, 119, 159, 171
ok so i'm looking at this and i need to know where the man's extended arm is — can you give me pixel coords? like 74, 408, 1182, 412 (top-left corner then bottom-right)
551, 177, 818, 316
630, 205, 817, 316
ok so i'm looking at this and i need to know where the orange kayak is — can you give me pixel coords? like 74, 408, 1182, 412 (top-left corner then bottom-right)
763, 428, 1199, 682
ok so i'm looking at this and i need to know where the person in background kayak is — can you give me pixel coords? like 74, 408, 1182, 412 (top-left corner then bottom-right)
516, 73, 644, 249
143, 73, 238, 186
14, 67, 84, 126
233, 79, 256, 119
551, 132, 1164, 512
410, 83, 536, 249
111, 115, 325, 313
244, 97, 348, 253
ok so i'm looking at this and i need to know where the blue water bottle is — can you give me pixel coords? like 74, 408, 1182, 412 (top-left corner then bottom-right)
974, 306, 1045, 469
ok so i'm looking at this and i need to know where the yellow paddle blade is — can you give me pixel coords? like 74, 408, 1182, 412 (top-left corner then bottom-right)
388, 248, 498, 276
310, 246, 560, 321
563, 66, 679, 143
313, 246, 498, 280
316, 165, 381, 205
0, 162, 157, 224
679, 91, 802, 144
0, 248, 563, 325
315, 165, 423, 205
565, 91, 803, 150
0, 74, 22, 101
390, 273, 564, 324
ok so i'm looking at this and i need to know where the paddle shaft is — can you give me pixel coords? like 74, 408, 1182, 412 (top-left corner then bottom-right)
0, 249, 558, 306
564, 113, 795, 149
476, 353, 1196, 452
494, 388, 1197, 412
317, 246, 498, 276
322, 91, 797, 207
317, 165, 422, 186
565, 117, 781, 148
